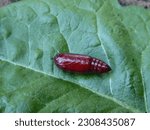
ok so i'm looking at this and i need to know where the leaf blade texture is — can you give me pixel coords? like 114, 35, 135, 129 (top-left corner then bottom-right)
0, 0, 149, 112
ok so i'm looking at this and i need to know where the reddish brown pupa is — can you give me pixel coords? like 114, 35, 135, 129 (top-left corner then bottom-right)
54, 53, 111, 74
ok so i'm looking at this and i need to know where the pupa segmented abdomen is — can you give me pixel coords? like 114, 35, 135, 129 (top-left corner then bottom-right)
90, 57, 111, 73
54, 53, 111, 73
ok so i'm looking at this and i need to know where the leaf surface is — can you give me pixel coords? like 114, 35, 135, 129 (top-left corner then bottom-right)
0, 0, 150, 112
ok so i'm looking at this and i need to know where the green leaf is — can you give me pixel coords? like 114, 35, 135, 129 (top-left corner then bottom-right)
0, 60, 131, 112
0, 0, 149, 112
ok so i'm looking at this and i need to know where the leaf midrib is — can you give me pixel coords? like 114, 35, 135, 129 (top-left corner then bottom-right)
0, 57, 140, 112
